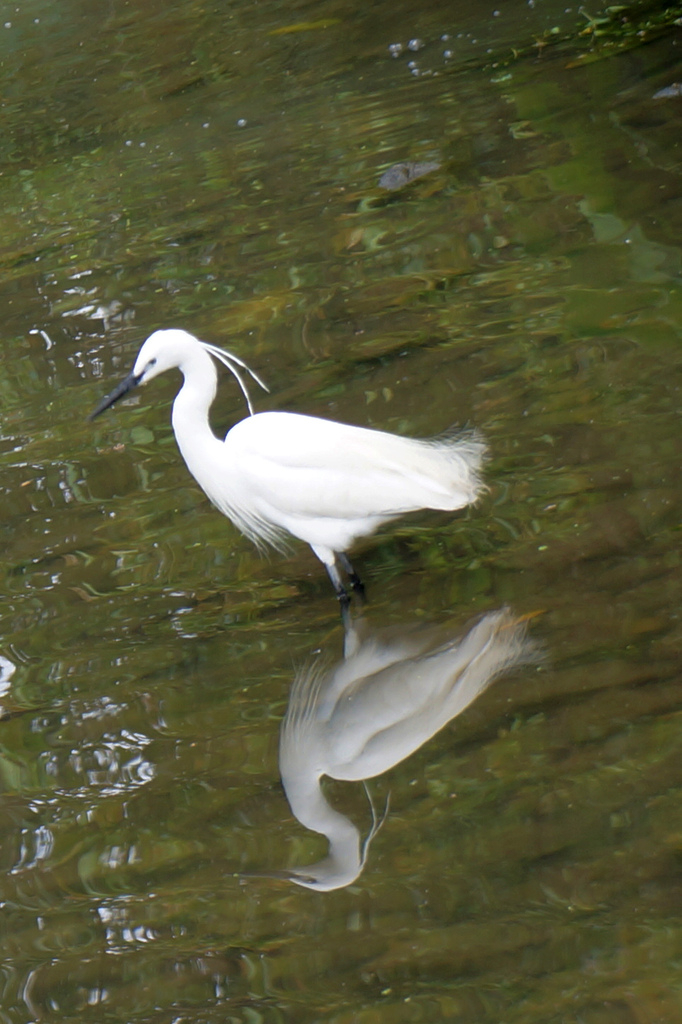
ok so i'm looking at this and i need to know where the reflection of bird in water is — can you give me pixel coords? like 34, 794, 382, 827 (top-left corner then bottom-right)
0, 655, 16, 720
91, 329, 486, 607
278, 608, 535, 891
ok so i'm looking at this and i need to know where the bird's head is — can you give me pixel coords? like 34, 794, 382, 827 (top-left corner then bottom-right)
89, 329, 201, 420
132, 329, 200, 383
90, 328, 268, 420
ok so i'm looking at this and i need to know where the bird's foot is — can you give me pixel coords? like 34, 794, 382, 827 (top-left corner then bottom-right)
337, 552, 365, 604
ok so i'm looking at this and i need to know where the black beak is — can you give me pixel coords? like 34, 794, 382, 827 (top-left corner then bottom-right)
89, 369, 141, 421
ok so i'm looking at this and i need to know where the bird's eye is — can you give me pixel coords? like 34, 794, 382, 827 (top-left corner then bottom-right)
148, 357, 157, 368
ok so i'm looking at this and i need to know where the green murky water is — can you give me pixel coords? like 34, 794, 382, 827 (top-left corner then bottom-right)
1, 0, 681, 1020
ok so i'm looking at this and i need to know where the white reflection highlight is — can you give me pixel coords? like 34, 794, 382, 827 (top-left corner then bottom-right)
277, 608, 535, 891
0, 654, 16, 698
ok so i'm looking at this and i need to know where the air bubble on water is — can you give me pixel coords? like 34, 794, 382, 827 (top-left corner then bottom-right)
408, 38, 424, 51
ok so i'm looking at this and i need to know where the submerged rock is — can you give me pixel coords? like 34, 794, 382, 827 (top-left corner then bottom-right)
378, 160, 441, 191
653, 82, 682, 99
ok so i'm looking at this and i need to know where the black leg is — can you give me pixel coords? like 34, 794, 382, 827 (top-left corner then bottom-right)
324, 557, 356, 629
325, 559, 353, 628
324, 558, 349, 603
339, 593, 352, 633
337, 552, 366, 602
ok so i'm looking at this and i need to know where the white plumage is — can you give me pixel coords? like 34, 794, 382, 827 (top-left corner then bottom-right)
91, 329, 486, 602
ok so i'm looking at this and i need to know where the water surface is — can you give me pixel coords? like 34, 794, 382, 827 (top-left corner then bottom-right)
1, 1, 681, 1021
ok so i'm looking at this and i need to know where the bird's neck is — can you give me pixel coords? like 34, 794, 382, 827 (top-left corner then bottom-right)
282, 773, 363, 891
171, 348, 222, 471
285, 772, 361, 852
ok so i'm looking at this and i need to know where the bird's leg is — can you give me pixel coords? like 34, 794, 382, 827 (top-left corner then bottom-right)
324, 558, 350, 602
337, 552, 365, 603
323, 557, 355, 629
339, 594, 352, 633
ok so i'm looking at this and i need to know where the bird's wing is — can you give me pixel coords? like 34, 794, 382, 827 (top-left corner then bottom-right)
226, 412, 482, 519
328, 610, 533, 780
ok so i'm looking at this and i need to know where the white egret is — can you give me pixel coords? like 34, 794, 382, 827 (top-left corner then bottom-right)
91, 329, 486, 603
277, 608, 535, 890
